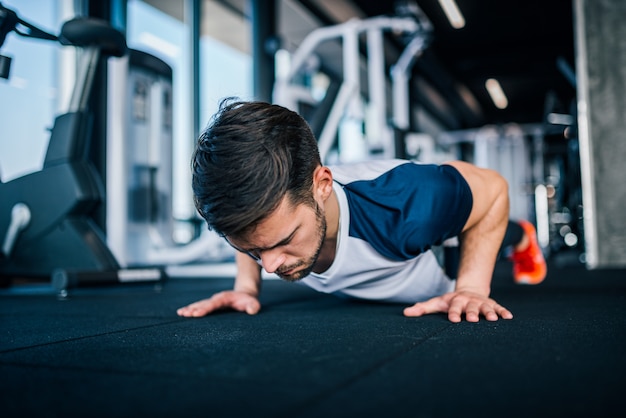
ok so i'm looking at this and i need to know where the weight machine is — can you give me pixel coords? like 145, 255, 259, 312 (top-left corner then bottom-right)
273, 9, 434, 163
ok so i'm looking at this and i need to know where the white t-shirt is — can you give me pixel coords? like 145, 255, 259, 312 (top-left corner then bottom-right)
300, 159, 473, 304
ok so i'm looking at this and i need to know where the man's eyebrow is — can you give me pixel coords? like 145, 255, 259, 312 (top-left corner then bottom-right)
249, 227, 299, 252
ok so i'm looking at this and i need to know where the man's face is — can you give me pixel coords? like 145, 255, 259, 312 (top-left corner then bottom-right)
226, 196, 327, 282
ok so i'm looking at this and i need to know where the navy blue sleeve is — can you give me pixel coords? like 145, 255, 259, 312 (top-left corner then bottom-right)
343, 163, 473, 261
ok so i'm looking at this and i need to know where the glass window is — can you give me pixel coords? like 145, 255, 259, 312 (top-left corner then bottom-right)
0, 0, 71, 182
199, 0, 252, 126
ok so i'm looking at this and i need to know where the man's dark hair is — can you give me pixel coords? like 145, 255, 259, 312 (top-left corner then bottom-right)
192, 99, 322, 238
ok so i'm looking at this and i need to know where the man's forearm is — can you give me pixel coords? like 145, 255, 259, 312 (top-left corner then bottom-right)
455, 188, 509, 296
234, 252, 262, 296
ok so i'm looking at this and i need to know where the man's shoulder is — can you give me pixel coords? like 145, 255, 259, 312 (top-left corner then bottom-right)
329, 159, 415, 184
332, 159, 471, 260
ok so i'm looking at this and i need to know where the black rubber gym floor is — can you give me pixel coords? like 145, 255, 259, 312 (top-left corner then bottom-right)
1, 259, 625, 418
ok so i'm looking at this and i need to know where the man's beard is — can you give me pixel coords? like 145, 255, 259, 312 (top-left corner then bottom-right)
276, 203, 327, 282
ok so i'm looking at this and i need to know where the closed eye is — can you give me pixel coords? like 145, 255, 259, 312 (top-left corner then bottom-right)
247, 227, 299, 255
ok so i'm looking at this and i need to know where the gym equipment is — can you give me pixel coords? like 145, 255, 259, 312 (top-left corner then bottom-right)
438, 124, 541, 227
0, 3, 163, 286
273, 9, 433, 163
0, 4, 57, 80
52, 268, 163, 295
539, 91, 583, 261
106, 49, 176, 267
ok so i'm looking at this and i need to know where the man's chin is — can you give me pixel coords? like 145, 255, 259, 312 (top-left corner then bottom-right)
278, 266, 312, 282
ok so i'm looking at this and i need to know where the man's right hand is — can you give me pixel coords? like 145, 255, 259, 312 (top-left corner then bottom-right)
176, 290, 261, 317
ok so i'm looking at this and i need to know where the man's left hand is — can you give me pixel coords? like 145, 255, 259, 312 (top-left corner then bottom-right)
403, 290, 513, 323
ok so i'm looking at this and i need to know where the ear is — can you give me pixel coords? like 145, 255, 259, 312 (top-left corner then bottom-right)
313, 166, 333, 202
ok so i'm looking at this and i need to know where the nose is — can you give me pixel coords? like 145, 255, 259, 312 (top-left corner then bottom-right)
259, 249, 286, 274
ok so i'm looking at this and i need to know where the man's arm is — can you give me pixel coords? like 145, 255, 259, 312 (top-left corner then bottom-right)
176, 252, 262, 317
404, 160, 513, 322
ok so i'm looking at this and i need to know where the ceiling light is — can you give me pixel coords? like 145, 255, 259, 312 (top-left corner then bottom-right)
547, 113, 574, 125
485, 78, 508, 109
437, 0, 465, 29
